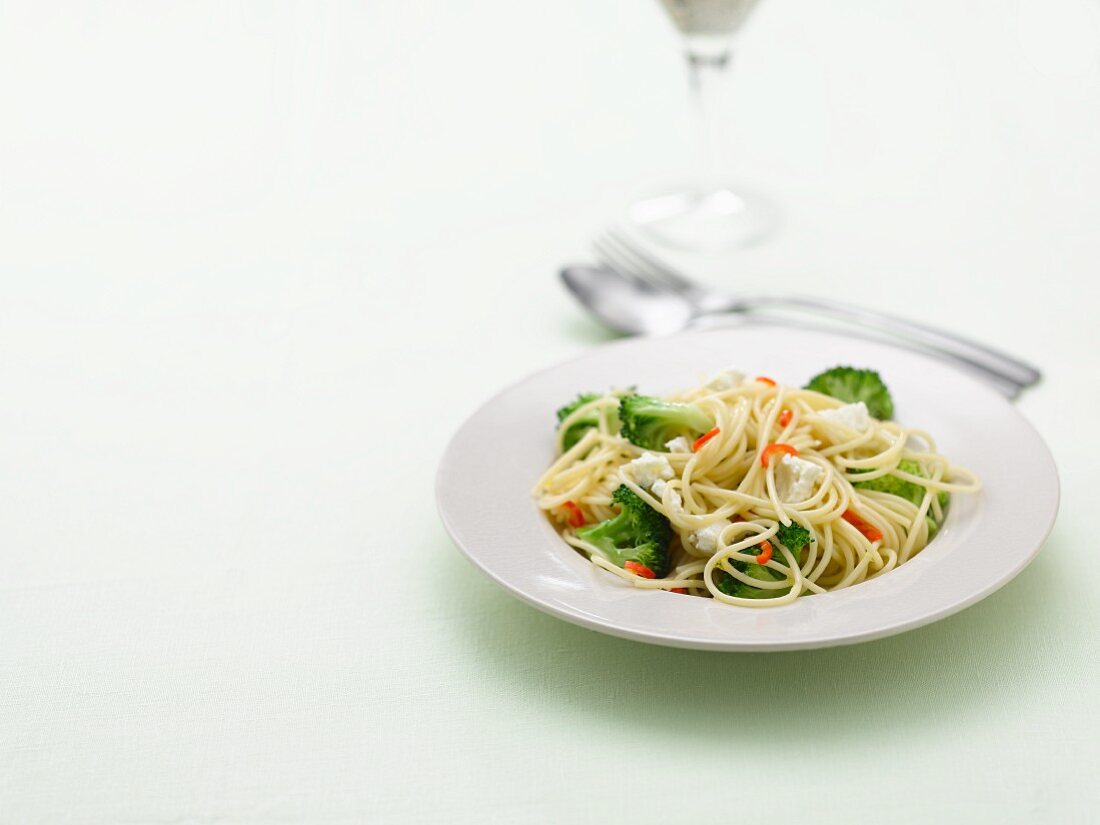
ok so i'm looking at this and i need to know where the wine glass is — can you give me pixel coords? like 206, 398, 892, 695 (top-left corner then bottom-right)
630, 0, 777, 252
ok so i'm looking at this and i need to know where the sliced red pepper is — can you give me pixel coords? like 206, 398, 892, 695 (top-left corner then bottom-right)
692, 427, 720, 453
561, 500, 585, 528
755, 541, 773, 566
670, 587, 688, 595
761, 443, 799, 468
842, 509, 884, 543
624, 560, 656, 579
756, 376, 776, 387
778, 408, 793, 428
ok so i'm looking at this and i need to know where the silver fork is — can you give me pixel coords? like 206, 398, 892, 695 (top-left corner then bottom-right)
591, 228, 1042, 393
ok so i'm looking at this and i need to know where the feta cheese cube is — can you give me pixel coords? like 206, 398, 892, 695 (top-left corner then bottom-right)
623, 452, 674, 490
692, 520, 731, 553
818, 401, 872, 433
707, 368, 746, 391
665, 436, 692, 454
775, 454, 824, 503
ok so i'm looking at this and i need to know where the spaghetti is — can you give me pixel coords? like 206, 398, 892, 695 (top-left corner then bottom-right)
533, 370, 980, 607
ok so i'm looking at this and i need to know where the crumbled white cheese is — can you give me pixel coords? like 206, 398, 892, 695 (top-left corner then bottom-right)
651, 479, 683, 512
818, 401, 872, 433
707, 368, 746, 391
622, 452, 674, 490
692, 520, 731, 553
774, 454, 824, 503
665, 436, 691, 454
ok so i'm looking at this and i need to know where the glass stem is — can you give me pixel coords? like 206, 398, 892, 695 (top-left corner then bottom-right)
685, 38, 734, 195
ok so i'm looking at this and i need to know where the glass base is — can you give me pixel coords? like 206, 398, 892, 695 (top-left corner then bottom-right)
628, 185, 779, 253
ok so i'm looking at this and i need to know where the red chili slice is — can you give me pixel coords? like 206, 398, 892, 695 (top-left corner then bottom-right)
842, 509, 884, 543
760, 443, 799, 468
561, 500, 585, 528
692, 427, 720, 453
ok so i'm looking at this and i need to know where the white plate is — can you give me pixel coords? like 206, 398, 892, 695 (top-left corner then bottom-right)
436, 327, 1059, 651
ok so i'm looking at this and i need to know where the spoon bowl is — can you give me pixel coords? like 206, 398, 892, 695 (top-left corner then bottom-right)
560, 265, 696, 336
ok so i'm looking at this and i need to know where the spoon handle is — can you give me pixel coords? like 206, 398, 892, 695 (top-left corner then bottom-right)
717, 294, 1041, 391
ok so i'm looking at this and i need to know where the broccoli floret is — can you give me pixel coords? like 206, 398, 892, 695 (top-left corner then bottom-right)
575, 485, 673, 577
852, 459, 930, 506
556, 393, 618, 451
805, 366, 894, 420
775, 522, 814, 558
556, 393, 598, 422
852, 459, 950, 534
713, 531, 797, 600
715, 563, 789, 600
618, 394, 713, 451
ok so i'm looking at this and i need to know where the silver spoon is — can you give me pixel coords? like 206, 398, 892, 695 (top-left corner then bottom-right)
560, 264, 1039, 396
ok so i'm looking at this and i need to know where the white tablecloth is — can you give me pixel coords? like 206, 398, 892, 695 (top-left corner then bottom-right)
1, 1, 1097, 822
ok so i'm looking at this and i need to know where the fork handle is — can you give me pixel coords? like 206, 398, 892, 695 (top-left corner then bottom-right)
714, 293, 1041, 389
